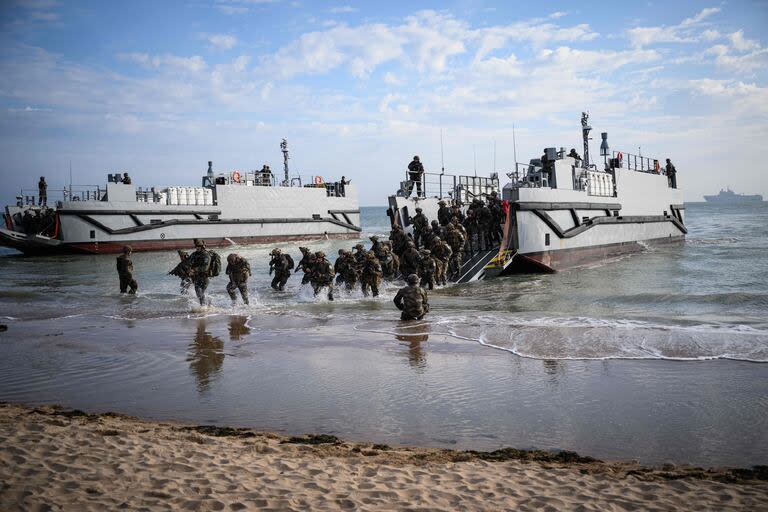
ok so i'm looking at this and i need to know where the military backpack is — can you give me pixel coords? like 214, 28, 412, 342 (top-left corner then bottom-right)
208, 251, 222, 277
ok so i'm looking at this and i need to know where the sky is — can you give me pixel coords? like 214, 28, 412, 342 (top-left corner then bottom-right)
1, 0, 767, 206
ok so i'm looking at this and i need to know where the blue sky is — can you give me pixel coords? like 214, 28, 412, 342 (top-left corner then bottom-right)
1, 0, 767, 205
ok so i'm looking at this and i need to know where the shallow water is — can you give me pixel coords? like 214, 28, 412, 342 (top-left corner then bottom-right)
0, 203, 766, 466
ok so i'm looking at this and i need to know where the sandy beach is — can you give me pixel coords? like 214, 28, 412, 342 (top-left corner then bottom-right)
1, 403, 766, 511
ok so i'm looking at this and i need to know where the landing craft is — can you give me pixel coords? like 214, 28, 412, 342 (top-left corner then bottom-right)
387, 114, 686, 282
0, 140, 361, 255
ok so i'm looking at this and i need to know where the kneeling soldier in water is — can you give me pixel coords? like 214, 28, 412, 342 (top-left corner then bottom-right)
361, 251, 383, 297
116, 245, 138, 294
188, 239, 220, 306
394, 274, 429, 321
226, 253, 251, 305
311, 251, 335, 300
269, 248, 294, 291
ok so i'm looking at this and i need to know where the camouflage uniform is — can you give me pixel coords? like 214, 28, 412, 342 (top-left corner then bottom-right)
446, 224, 465, 277
226, 254, 251, 304
477, 202, 493, 250
311, 251, 335, 300
353, 244, 367, 267
295, 247, 314, 285
420, 227, 435, 252
188, 241, 213, 305
419, 249, 437, 290
407, 156, 424, 198
169, 250, 193, 294
370, 236, 386, 260
334, 249, 347, 286
394, 274, 429, 321
389, 226, 409, 256
340, 251, 360, 289
269, 249, 294, 291
360, 252, 383, 297
437, 201, 452, 226
411, 208, 429, 248
116, 246, 137, 294
432, 238, 452, 286
399, 242, 422, 278
379, 246, 398, 280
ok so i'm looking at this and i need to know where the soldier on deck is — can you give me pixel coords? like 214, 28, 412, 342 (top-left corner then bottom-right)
410, 207, 429, 248
116, 245, 137, 294
38, 177, 47, 207
122, 172, 132, 185
361, 251, 383, 297
269, 248, 294, 291
407, 155, 424, 198
394, 274, 429, 321
226, 253, 251, 305
665, 159, 677, 189
310, 251, 335, 300
295, 247, 314, 285
399, 240, 422, 278
419, 249, 437, 290
568, 148, 581, 161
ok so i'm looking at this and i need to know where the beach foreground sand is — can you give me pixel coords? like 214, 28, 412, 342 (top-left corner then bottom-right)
1, 403, 766, 511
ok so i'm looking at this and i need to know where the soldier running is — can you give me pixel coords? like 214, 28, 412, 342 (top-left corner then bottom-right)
169, 250, 193, 294
295, 247, 314, 285
188, 239, 216, 305
340, 250, 360, 289
360, 251, 383, 297
389, 225, 409, 256
269, 248, 294, 291
310, 251, 335, 300
399, 240, 422, 278
116, 245, 137, 294
225, 253, 251, 304
394, 274, 429, 321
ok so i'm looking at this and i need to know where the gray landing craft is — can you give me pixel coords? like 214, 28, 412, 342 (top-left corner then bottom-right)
1, 140, 360, 254
387, 114, 686, 282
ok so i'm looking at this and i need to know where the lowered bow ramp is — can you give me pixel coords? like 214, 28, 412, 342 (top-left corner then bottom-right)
454, 249, 499, 283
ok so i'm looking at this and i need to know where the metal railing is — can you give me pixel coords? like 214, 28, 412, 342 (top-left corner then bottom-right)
400, 171, 499, 202
612, 151, 663, 174
19, 186, 103, 206
506, 163, 549, 189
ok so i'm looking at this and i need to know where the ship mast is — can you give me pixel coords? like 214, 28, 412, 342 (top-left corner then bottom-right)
280, 138, 289, 186
581, 112, 592, 169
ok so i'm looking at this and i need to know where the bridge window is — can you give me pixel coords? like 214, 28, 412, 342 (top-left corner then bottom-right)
89, 230, 95, 239
545, 233, 550, 246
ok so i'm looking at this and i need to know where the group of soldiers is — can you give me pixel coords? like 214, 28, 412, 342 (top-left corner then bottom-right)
115, 237, 431, 320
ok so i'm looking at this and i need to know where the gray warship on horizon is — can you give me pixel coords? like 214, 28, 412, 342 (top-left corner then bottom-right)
1, 140, 360, 255
703, 188, 763, 203
387, 113, 686, 282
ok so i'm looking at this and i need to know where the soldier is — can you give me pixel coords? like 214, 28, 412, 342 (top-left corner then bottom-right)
116, 245, 137, 294
450, 203, 465, 224
389, 225, 409, 256
407, 155, 424, 198
340, 250, 360, 289
488, 193, 503, 244
122, 172, 132, 185
295, 247, 314, 285
437, 200, 452, 226
464, 209, 479, 253
446, 222, 465, 278
369, 235, 385, 259
568, 148, 581, 160
353, 243, 367, 267
432, 237, 452, 286
225, 253, 251, 304
379, 245, 398, 280
410, 207, 429, 248
169, 250, 193, 294
420, 225, 435, 252
477, 200, 493, 250
188, 238, 217, 305
310, 251, 335, 300
399, 240, 422, 278
419, 249, 437, 290
38, 176, 47, 207
665, 158, 677, 189
394, 274, 429, 321
269, 248, 294, 291
360, 251, 383, 297
430, 220, 444, 241
334, 249, 348, 286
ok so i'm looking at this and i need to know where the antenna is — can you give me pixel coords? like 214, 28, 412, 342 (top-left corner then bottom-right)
473, 145, 477, 177
280, 138, 289, 186
440, 128, 445, 175
69, 160, 72, 200
512, 123, 518, 165
493, 140, 496, 175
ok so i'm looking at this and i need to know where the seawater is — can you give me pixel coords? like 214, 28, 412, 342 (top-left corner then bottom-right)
0, 203, 766, 467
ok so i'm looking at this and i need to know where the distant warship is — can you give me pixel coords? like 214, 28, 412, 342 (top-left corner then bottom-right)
703, 188, 763, 203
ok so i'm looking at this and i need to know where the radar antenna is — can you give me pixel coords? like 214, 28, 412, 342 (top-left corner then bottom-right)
581, 112, 592, 169
280, 138, 289, 186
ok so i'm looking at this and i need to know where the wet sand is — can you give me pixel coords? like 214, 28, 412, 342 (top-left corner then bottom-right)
1, 403, 766, 511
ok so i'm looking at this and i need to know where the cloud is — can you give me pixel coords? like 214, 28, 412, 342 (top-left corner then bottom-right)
329, 6, 358, 13
7, 105, 52, 113
627, 7, 720, 47
206, 34, 238, 50
119, 53, 208, 73
705, 30, 767, 72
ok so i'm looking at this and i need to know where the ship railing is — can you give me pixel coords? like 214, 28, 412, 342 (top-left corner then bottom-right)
18, 186, 104, 206
611, 150, 665, 174
505, 163, 549, 189
399, 171, 499, 202
218, 172, 348, 196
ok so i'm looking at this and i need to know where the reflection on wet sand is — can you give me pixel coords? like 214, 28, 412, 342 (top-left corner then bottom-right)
394, 321, 430, 371
228, 315, 251, 341
187, 319, 224, 393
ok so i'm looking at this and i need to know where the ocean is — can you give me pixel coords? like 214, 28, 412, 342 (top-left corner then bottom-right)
0, 202, 766, 467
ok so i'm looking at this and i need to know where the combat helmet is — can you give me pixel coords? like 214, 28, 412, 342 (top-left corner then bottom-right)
122, 245, 132, 254
413, 155, 420, 161
407, 274, 419, 284
315, 251, 326, 259
407, 241, 416, 248
227, 253, 238, 263
270, 248, 281, 256
369, 235, 379, 241
193, 238, 205, 248
415, 207, 422, 213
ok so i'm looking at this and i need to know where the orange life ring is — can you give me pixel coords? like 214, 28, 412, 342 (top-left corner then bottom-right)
617, 152, 623, 161
232, 171, 241, 183
314, 176, 324, 186
654, 160, 660, 173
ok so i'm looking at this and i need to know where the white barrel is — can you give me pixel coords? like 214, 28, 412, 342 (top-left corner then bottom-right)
194, 187, 203, 206
168, 187, 177, 205
203, 188, 213, 205
179, 187, 187, 206
159, 192, 167, 205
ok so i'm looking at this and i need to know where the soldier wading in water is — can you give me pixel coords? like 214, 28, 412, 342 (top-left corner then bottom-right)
225, 253, 251, 304
394, 274, 429, 321
269, 248, 294, 291
116, 245, 138, 294
187, 239, 221, 306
